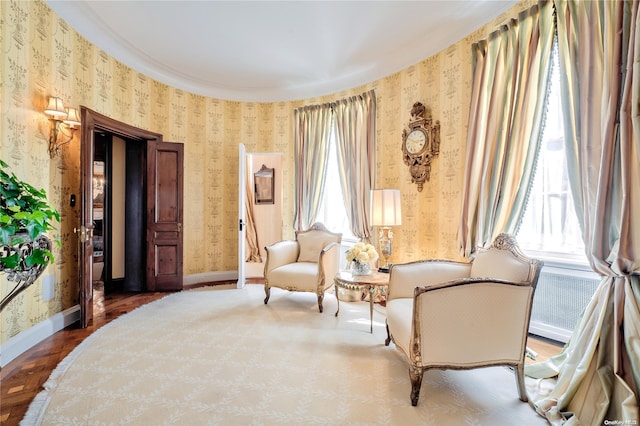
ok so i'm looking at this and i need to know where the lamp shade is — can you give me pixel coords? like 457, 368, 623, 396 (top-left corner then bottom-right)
44, 96, 68, 119
63, 107, 81, 128
370, 189, 402, 226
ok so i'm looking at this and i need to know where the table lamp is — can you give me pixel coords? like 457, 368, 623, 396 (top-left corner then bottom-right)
370, 189, 402, 273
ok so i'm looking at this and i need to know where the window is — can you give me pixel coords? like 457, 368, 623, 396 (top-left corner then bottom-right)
517, 45, 600, 343
316, 123, 356, 241
517, 45, 587, 265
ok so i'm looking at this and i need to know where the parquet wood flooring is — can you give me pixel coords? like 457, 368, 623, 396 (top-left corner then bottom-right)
0, 281, 563, 426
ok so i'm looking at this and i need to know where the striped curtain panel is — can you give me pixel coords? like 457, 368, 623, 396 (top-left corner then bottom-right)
292, 104, 332, 231
333, 90, 377, 242
457, 1, 554, 257
525, 1, 640, 423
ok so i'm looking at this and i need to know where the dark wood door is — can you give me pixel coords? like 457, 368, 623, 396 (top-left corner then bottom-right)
79, 109, 96, 328
146, 141, 184, 291
79, 107, 164, 327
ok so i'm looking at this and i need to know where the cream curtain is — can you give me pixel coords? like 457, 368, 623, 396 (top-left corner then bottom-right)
333, 90, 377, 242
457, 1, 554, 257
244, 157, 260, 262
293, 104, 332, 231
525, 1, 640, 423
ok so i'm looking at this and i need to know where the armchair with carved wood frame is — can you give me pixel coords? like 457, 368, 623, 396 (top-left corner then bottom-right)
385, 233, 543, 406
263, 223, 342, 313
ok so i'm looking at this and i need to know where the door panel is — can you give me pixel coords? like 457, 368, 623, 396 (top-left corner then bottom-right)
146, 141, 184, 291
237, 143, 246, 288
124, 142, 145, 292
79, 109, 95, 328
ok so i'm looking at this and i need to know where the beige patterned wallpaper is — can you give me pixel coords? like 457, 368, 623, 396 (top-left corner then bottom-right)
0, 0, 533, 344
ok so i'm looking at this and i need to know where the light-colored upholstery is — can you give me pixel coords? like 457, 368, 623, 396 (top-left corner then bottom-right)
263, 223, 341, 312
385, 233, 543, 406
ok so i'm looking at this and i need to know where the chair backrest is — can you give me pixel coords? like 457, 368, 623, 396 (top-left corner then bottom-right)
469, 233, 542, 284
388, 260, 472, 300
295, 223, 342, 263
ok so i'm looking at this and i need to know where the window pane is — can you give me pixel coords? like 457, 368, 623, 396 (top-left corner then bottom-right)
517, 47, 586, 261
316, 124, 356, 240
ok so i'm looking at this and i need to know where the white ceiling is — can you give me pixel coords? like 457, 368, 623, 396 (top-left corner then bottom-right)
46, 1, 517, 103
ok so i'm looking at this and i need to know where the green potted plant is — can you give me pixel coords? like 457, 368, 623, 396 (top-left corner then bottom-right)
1, 159, 60, 310
0, 159, 60, 268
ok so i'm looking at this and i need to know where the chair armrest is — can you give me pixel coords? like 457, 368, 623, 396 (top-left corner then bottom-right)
387, 259, 472, 300
415, 276, 534, 294
319, 242, 341, 284
264, 240, 299, 274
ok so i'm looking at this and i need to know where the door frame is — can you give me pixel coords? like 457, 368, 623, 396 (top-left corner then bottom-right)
79, 107, 163, 327
237, 143, 246, 288
238, 147, 284, 286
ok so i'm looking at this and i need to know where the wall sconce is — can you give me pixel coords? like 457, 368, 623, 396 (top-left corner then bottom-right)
370, 188, 402, 273
44, 96, 81, 158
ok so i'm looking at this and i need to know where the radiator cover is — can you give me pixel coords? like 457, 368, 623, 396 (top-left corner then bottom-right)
529, 265, 600, 343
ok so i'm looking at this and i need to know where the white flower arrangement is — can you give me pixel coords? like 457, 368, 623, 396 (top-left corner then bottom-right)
345, 242, 379, 265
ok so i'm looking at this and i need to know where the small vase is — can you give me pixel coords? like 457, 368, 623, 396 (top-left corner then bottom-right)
352, 261, 371, 276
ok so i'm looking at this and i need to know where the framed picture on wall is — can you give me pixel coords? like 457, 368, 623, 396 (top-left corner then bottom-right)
254, 164, 274, 204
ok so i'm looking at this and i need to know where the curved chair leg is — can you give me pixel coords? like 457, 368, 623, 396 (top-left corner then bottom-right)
515, 363, 528, 402
264, 285, 270, 305
385, 323, 392, 346
317, 292, 324, 313
409, 366, 423, 406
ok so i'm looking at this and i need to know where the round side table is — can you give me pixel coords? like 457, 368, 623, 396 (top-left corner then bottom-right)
334, 270, 389, 333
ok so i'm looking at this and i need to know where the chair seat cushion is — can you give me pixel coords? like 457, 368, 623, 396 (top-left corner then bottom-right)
269, 262, 320, 291
386, 298, 414, 359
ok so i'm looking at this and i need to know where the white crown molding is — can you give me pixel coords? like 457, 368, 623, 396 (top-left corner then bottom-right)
45, 0, 518, 102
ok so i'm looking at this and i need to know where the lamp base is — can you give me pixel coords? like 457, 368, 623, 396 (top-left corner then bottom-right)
378, 227, 393, 274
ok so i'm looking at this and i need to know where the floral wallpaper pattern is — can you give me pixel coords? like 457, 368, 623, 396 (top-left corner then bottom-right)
0, 0, 533, 344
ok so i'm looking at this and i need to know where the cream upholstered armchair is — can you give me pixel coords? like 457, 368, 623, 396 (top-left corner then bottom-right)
263, 223, 342, 313
385, 233, 543, 406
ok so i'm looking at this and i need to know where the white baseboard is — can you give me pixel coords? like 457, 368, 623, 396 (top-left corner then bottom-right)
0, 305, 81, 368
529, 320, 570, 344
183, 271, 238, 288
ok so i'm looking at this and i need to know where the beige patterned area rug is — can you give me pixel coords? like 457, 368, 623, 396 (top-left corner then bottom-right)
23, 284, 547, 425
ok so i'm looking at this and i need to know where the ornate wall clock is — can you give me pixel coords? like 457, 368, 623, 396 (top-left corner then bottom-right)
401, 102, 440, 192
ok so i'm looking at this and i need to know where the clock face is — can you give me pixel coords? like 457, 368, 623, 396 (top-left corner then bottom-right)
406, 129, 427, 154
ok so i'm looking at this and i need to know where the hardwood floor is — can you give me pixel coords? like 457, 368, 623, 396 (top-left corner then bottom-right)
0, 281, 564, 425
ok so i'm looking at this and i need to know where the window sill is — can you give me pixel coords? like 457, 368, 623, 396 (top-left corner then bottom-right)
521, 249, 591, 271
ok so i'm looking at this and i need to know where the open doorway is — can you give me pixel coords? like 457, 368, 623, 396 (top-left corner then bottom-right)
91, 132, 145, 292
243, 152, 284, 281
91, 131, 147, 315
79, 107, 184, 327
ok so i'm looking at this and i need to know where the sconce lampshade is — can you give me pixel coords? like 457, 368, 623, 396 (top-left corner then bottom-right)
371, 189, 402, 227
44, 96, 68, 119
64, 108, 81, 128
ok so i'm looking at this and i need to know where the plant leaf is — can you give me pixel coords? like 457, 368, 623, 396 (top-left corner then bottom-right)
24, 249, 53, 268
0, 225, 17, 245
0, 253, 20, 269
